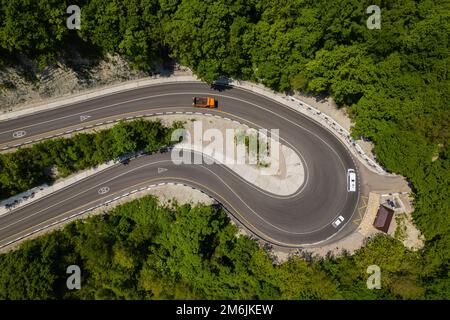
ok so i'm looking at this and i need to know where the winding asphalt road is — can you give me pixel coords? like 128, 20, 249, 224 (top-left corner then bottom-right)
0, 82, 360, 247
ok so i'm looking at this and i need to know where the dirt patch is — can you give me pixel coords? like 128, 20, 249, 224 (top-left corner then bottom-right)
387, 195, 425, 251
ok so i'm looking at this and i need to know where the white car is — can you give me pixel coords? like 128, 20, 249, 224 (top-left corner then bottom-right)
332, 215, 345, 228
347, 169, 356, 192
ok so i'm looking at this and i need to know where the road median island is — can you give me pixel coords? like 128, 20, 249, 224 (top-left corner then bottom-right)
169, 114, 305, 196
0, 161, 116, 217
0, 119, 181, 206
0, 113, 306, 217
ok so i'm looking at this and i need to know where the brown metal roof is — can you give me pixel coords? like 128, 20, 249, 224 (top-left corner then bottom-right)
374, 205, 394, 233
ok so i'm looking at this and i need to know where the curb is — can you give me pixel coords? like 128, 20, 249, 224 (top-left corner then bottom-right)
1, 111, 303, 213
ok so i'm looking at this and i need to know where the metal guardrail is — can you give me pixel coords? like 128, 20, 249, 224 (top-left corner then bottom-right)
214, 79, 393, 176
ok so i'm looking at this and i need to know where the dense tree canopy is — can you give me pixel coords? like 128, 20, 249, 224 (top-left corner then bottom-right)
0, 0, 69, 67
0, 196, 444, 300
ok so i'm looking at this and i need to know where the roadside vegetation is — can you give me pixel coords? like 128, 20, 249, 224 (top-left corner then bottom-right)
234, 130, 270, 167
0, 119, 182, 199
0, 0, 448, 299
0, 195, 437, 299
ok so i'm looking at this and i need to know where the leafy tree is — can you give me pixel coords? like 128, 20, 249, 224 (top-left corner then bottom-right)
0, 0, 68, 67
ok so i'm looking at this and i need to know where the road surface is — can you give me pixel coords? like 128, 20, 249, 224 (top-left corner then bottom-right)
0, 82, 360, 247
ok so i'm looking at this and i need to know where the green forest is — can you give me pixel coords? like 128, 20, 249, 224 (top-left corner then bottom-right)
0, 196, 440, 299
0, 0, 448, 299
0, 119, 181, 199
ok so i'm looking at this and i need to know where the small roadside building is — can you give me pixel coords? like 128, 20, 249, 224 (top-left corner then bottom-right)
373, 204, 395, 233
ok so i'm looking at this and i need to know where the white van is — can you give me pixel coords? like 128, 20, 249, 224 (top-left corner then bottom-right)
347, 169, 356, 192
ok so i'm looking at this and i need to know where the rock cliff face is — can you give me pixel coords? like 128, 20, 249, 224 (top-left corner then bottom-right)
0, 53, 161, 112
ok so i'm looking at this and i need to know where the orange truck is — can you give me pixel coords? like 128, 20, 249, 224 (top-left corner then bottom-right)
192, 96, 216, 108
